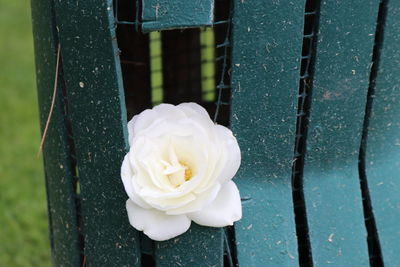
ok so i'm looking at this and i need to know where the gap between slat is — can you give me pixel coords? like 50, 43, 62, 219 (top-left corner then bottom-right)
291, 0, 321, 266
358, 0, 389, 266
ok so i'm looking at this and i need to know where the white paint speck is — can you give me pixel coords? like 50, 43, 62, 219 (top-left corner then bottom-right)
328, 233, 334, 242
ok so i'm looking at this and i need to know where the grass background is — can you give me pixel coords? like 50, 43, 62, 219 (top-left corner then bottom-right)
0, 0, 51, 266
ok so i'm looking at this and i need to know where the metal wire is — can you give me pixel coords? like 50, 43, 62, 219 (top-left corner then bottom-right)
113, 0, 233, 124
213, 0, 233, 123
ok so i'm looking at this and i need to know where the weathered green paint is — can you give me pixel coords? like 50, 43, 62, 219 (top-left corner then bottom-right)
155, 224, 223, 266
32, 0, 400, 265
302, 1, 380, 265
141, 0, 214, 33
31, 0, 81, 265
365, 1, 400, 265
52, 0, 140, 265
230, 0, 305, 265
153, 28, 224, 266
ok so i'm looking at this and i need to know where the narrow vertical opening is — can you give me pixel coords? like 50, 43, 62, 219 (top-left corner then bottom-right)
358, 0, 388, 266
223, 226, 238, 267
292, 0, 321, 266
149, 31, 163, 105
115, 0, 152, 119
114, 0, 234, 265
200, 28, 216, 102
161, 28, 203, 104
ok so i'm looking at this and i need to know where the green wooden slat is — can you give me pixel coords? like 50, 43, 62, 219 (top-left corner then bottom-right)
230, 0, 305, 265
153, 21, 223, 267
155, 224, 223, 266
141, 0, 214, 33
52, 0, 140, 265
302, 1, 380, 265
365, 1, 400, 264
31, 0, 81, 266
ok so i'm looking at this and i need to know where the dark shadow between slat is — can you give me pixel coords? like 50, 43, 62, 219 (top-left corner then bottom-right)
291, 0, 321, 266
358, 0, 389, 266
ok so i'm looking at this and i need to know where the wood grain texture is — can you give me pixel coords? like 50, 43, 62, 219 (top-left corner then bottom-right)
52, 0, 140, 265
302, 0, 380, 265
230, 0, 305, 265
365, 1, 400, 265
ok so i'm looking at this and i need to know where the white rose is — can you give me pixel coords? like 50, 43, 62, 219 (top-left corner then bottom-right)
121, 103, 242, 241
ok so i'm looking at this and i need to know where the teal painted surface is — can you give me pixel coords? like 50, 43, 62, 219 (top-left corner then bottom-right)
155, 224, 223, 266
366, 1, 400, 265
52, 0, 140, 265
302, 1, 380, 265
230, 0, 305, 265
141, 0, 214, 32
31, 0, 81, 265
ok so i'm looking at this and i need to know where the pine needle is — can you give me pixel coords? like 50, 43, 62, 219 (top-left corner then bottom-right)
37, 43, 61, 157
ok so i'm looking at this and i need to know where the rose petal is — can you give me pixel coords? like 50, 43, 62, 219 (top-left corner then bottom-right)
188, 181, 242, 227
140, 190, 196, 211
166, 183, 221, 215
121, 155, 151, 209
128, 109, 159, 144
215, 125, 241, 184
153, 103, 187, 120
178, 102, 211, 119
126, 199, 191, 241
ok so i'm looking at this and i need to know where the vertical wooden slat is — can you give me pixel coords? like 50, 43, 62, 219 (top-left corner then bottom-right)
302, 1, 380, 265
155, 224, 224, 267
230, 0, 305, 265
365, 1, 400, 265
52, 0, 141, 265
31, 0, 81, 265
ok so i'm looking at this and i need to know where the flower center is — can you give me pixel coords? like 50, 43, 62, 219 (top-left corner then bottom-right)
160, 145, 193, 187
184, 165, 192, 181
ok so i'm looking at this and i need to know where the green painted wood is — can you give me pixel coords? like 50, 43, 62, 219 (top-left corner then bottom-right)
32, 0, 81, 266
230, 0, 305, 265
154, 28, 223, 267
302, 1, 380, 265
365, 1, 400, 265
155, 224, 223, 266
52, 0, 140, 265
141, 0, 214, 33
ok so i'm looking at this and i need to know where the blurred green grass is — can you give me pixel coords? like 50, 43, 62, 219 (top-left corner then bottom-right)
0, 0, 51, 266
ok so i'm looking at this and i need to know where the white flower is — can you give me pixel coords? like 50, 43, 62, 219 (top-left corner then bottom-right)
121, 103, 242, 241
